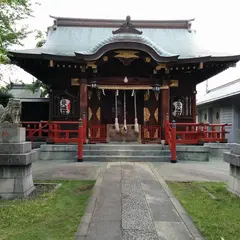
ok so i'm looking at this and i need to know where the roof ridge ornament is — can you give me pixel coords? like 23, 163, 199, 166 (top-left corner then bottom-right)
112, 16, 143, 35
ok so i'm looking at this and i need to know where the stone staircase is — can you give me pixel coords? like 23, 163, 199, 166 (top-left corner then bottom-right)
39, 144, 171, 162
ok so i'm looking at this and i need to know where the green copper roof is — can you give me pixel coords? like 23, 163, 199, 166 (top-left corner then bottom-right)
9, 17, 240, 63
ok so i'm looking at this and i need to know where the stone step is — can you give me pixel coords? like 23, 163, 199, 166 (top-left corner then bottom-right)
84, 144, 165, 151
40, 144, 167, 152
83, 149, 170, 156
38, 144, 209, 162
81, 155, 171, 162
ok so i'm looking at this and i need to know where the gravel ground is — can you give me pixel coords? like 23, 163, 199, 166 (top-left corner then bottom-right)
26, 183, 59, 200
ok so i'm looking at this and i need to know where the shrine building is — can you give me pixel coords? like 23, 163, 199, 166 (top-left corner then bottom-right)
9, 16, 240, 143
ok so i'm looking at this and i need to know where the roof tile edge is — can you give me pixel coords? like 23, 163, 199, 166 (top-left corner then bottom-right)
49, 15, 194, 29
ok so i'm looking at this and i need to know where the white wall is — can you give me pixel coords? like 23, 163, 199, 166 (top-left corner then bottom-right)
196, 63, 240, 104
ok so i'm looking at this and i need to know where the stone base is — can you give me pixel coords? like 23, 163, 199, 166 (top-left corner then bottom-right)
204, 143, 234, 158
1, 186, 35, 200
0, 124, 25, 143
227, 164, 240, 197
224, 143, 240, 197
0, 151, 38, 165
0, 126, 35, 199
0, 142, 31, 154
174, 146, 209, 161
0, 164, 34, 199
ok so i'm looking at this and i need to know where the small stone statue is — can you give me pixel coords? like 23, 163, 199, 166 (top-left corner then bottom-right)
0, 98, 22, 124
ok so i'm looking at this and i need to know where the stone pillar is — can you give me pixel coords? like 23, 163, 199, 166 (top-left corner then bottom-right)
0, 124, 36, 199
224, 144, 240, 197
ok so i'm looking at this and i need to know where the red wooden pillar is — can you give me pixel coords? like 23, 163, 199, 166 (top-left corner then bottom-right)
82, 113, 87, 144
171, 121, 177, 163
192, 90, 197, 123
161, 85, 170, 140
80, 79, 88, 141
77, 118, 83, 162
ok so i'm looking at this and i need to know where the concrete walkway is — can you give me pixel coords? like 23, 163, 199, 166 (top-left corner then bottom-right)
153, 158, 229, 182
77, 162, 204, 240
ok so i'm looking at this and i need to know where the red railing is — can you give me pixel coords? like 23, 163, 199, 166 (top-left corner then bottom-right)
165, 121, 231, 145
22, 121, 107, 144
22, 121, 49, 140
165, 119, 177, 163
88, 125, 107, 143
175, 123, 230, 144
141, 125, 161, 143
42, 121, 79, 143
22, 120, 231, 146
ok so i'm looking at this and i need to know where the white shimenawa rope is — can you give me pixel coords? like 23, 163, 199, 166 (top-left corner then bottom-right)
134, 90, 139, 133
115, 90, 120, 132
123, 90, 127, 132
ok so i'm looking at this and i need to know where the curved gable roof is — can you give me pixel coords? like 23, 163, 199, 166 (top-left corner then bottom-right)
9, 16, 240, 63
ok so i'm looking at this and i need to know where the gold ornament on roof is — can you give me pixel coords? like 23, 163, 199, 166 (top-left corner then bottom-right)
145, 57, 151, 63
156, 63, 167, 70
114, 50, 139, 59
87, 62, 97, 69
103, 56, 108, 61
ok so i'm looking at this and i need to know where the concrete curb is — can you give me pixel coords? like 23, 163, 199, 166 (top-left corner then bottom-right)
76, 162, 107, 240
148, 162, 205, 240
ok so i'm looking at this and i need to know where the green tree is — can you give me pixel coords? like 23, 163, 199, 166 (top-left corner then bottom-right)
25, 30, 49, 97
0, 0, 38, 63
25, 79, 50, 97
0, 88, 13, 106
35, 30, 46, 48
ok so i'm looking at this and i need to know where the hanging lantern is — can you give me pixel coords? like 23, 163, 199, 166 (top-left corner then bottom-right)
172, 99, 183, 117
124, 76, 128, 83
152, 84, 161, 93
90, 81, 98, 88
60, 98, 71, 115
152, 84, 160, 101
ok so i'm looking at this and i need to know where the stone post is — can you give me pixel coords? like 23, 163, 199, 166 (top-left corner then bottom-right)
0, 123, 36, 199
224, 144, 240, 197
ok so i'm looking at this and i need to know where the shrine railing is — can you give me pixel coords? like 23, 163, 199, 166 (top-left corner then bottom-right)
22, 121, 49, 140
141, 125, 161, 143
22, 120, 231, 146
21, 120, 107, 144
165, 121, 231, 145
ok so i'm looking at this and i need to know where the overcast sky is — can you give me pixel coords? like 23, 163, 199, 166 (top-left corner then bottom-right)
1, 0, 240, 87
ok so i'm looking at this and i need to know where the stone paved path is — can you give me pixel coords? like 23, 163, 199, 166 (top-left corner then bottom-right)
77, 162, 203, 240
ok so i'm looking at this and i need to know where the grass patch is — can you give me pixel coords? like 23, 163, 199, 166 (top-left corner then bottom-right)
168, 181, 240, 240
0, 180, 95, 240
